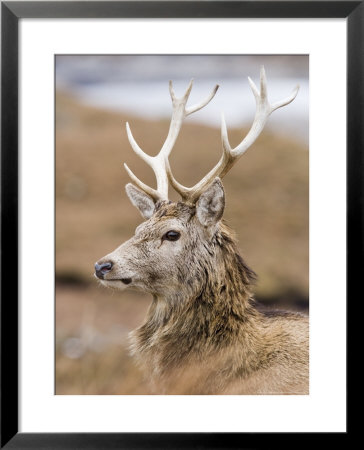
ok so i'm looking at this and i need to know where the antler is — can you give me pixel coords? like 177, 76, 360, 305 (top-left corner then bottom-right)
167, 66, 299, 203
124, 80, 219, 201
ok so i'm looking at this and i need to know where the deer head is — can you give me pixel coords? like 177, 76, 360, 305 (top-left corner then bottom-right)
95, 67, 299, 302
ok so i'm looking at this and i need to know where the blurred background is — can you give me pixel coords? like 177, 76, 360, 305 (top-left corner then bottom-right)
56, 55, 309, 394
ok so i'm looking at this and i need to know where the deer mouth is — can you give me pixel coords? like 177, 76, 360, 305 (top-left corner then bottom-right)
101, 278, 132, 284
95, 274, 133, 288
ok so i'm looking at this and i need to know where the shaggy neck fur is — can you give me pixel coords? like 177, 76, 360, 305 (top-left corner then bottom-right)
129, 221, 273, 391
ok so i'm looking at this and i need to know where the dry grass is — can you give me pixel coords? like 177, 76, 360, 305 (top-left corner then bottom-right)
55, 91, 308, 394
56, 284, 150, 394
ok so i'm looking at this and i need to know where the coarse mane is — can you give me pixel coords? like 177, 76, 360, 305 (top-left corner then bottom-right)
129, 216, 260, 377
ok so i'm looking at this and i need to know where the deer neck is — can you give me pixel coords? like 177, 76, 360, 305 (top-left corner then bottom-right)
130, 224, 266, 380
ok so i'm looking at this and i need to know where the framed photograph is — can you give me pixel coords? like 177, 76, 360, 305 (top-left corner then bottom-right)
2, 1, 358, 447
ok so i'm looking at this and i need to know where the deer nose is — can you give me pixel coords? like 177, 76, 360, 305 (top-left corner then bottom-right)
95, 261, 113, 279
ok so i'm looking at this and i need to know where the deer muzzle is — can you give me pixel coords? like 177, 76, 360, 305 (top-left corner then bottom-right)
94, 261, 113, 279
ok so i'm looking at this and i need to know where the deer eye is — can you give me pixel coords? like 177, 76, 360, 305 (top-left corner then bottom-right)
162, 230, 181, 242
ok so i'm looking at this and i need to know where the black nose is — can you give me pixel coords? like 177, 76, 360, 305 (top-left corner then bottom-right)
95, 261, 113, 279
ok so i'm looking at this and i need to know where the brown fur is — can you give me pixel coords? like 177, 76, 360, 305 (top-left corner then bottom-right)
98, 199, 308, 395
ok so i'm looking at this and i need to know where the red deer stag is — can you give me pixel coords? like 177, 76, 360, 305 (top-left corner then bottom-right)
95, 67, 308, 394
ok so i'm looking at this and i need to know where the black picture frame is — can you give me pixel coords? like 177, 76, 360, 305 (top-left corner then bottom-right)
1, 1, 358, 448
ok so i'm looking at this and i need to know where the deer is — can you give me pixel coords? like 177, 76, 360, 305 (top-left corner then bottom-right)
94, 67, 309, 395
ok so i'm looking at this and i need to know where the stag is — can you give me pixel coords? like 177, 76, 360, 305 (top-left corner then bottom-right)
95, 67, 308, 394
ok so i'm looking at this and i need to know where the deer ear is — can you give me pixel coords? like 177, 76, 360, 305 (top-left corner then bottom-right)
125, 183, 155, 220
196, 178, 225, 227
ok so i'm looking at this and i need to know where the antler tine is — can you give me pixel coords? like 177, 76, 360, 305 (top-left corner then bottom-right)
124, 80, 219, 201
185, 84, 220, 116
167, 66, 299, 203
123, 163, 160, 201
126, 122, 154, 165
124, 122, 162, 201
